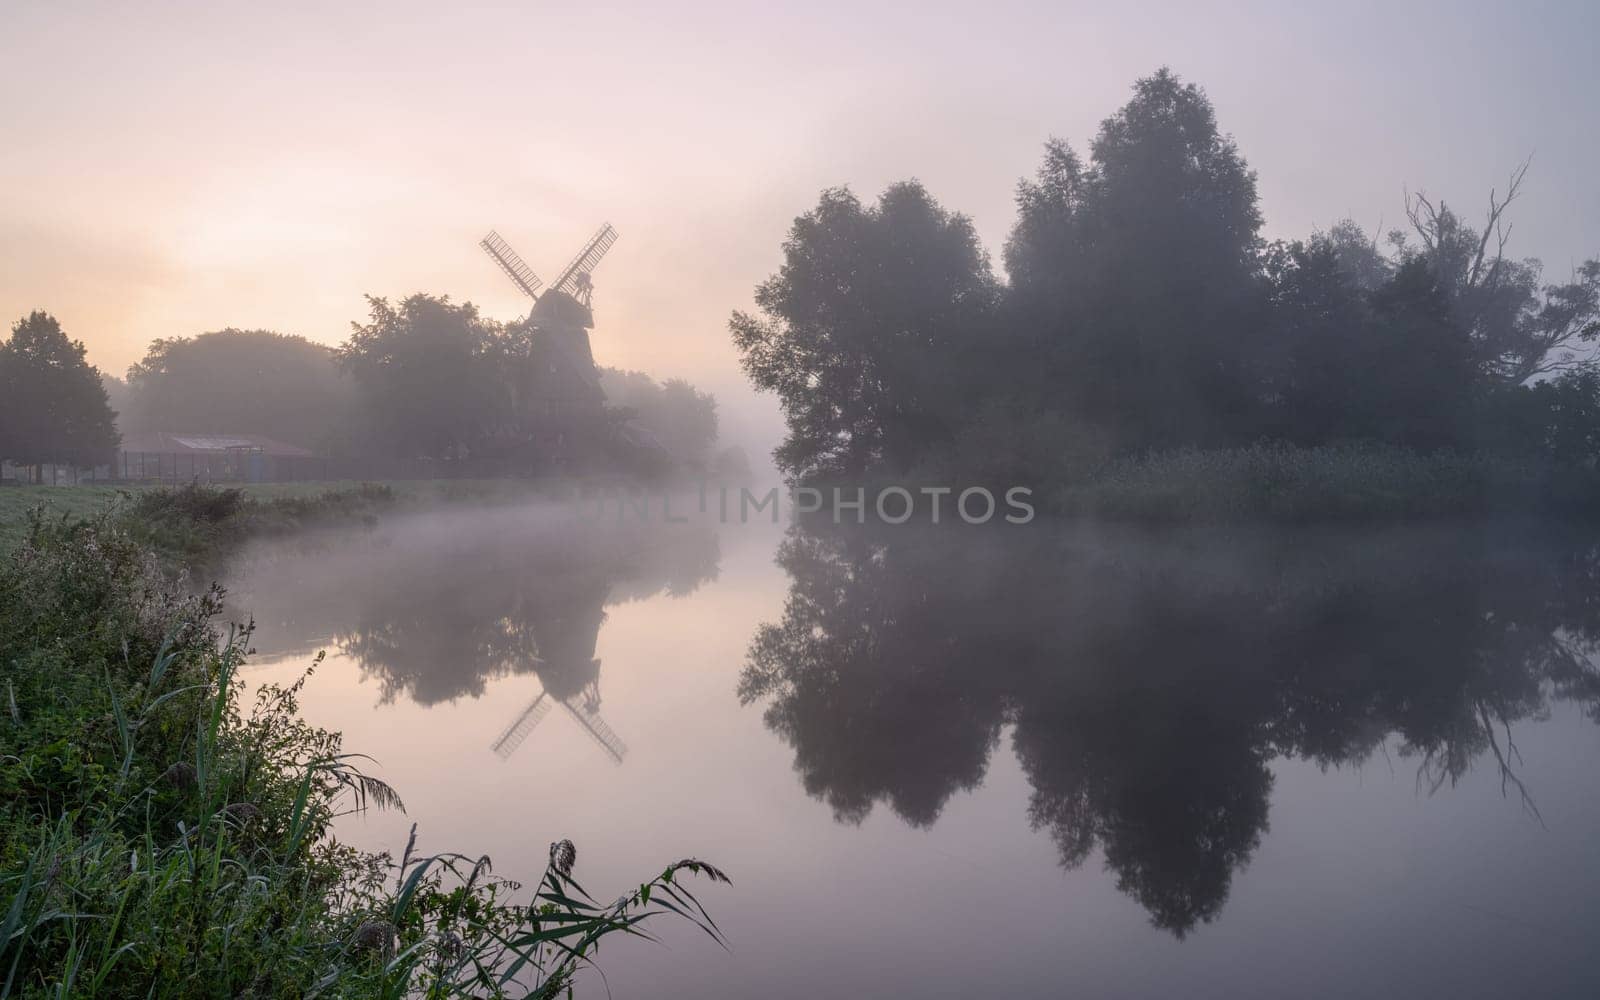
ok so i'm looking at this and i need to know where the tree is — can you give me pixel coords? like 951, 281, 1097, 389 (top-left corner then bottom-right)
1396, 162, 1600, 382
732, 182, 997, 478
735, 69, 1595, 476
336, 294, 502, 460
1363, 259, 1481, 448
1005, 68, 1270, 450
1476, 368, 1600, 462
0, 311, 119, 479
1269, 245, 1480, 449
1264, 239, 1377, 444
599, 368, 719, 460
1308, 219, 1394, 294
124, 329, 355, 449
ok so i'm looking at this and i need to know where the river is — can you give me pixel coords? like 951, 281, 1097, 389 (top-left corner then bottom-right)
220, 499, 1600, 998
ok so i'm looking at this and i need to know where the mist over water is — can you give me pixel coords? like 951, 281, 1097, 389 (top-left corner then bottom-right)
219, 504, 1600, 999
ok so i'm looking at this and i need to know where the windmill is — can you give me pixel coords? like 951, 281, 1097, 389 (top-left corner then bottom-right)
478, 224, 619, 464
487, 580, 629, 766
479, 223, 619, 322
490, 673, 630, 765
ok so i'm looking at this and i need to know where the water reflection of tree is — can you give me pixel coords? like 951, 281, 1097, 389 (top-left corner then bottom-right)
741, 519, 1600, 936
340, 523, 720, 708
233, 515, 720, 707
741, 529, 1010, 825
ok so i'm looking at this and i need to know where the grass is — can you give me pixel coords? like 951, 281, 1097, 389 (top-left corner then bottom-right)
0, 479, 575, 555
1056, 442, 1600, 521
0, 507, 730, 998
0, 482, 354, 554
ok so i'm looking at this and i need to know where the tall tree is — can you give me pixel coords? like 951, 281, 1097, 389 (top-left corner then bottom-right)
1005, 68, 1269, 450
0, 312, 119, 478
732, 182, 996, 478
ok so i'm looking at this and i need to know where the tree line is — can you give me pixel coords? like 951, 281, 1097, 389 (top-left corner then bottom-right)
0, 296, 724, 478
734, 69, 1600, 485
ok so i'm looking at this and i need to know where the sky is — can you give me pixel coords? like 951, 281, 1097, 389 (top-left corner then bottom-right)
3, 0, 1598, 457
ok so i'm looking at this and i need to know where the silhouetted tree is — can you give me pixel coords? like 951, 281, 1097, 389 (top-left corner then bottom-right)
1396, 162, 1600, 382
1364, 259, 1481, 447
125, 329, 354, 449
0, 312, 119, 479
736, 69, 1599, 482
732, 182, 997, 478
1005, 68, 1269, 450
1271, 247, 1481, 448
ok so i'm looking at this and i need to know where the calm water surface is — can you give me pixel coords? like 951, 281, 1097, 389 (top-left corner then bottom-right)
222, 502, 1600, 999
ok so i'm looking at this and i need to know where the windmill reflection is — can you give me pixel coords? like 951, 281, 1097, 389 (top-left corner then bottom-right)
742, 518, 1600, 936
489, 578, 628, 764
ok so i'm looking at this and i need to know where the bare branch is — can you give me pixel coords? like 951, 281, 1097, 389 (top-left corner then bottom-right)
1468, 156, 1530, 290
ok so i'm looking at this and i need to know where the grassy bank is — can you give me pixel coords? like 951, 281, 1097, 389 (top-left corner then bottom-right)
0, 479, 575, 556
0, 482, 386, 556
1056, 442, 1600, 521
0, 509, 729, 997
115, 483, 402, 572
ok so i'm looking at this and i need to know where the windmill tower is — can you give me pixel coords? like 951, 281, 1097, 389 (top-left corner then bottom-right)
479, 224, 619, 467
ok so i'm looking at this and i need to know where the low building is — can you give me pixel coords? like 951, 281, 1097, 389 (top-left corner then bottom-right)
116, 431, 320, 483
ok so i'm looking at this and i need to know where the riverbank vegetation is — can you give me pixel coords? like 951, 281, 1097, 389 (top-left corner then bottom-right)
0, 482, 398, 563
0, 505, 729, 997
734, 69, 1600, 519
0, 479, 593, 556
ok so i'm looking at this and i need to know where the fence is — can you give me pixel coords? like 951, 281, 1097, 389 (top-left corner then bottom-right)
1, 453, 538, 486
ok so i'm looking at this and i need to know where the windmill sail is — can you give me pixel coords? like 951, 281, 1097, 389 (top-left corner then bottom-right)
491, 692, 552, 759
550, 224, 619, 297
560, 699, 628, 765
480, 230, 544, 299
